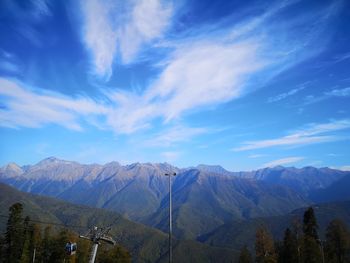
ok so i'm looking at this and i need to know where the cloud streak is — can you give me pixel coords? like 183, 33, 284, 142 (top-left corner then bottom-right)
0, 78, 107, 130
262, 157, 304, 168
233, 119, 350, 151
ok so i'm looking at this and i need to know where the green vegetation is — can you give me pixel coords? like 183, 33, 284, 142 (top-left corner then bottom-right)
0, 203, 131, 262
0, 183, 238, 262
237, 206, 350, 263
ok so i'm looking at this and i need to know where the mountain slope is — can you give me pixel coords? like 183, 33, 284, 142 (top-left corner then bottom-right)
236, 166, 348, 195
198, 201, 350, 250
145, 169, 309, 239
0, 158, 311, 239
309, 175, 350, 203
5, 158, 350, 240
0, 183, 238, 263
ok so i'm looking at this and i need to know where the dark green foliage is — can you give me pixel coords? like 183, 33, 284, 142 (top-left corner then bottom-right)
301, 207, 322, 263
255, 226, 277, 263
19, 216, 31, 262
238, 245, 252, 263
301, 236, 322, 263
0, 203, 132, 263
325, 219, 350, 263
279, 228, 299, 263
5, 203, 24, 262
41, 226, 52, 262
303, 207, 319, 240
0, 183, 239, 263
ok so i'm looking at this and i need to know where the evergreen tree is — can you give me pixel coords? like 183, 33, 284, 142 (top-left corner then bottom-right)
19, 216, 33, 263
41, 226, 52, 262
255, 226, 277, 263
325, 219, 350, 263
280, 228, 298, 263
5, 203, 25, 263
238, 245, 252, 263
301, 207, 322, 263
303, 207, 318, 240
0, 235, 5, 263
291, 218, 302, 262
29, 224, 42, 263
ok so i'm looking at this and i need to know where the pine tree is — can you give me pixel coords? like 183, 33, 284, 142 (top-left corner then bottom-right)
291, 218, 302, 262
280, 228, 298, 263
19, 216, 31, 263
238, 245, 252, 263
325, 219, 350, 263
5, 203, 25, 263
255, 226, 277, 263
301, 207, 322, 263
29, 224, 42, 263
303, 207, 318, 240
41, 226, 52, 262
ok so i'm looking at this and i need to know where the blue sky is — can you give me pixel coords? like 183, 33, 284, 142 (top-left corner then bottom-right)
0, 0, 350, 171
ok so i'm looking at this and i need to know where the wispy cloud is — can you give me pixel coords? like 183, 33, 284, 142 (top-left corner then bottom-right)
324, 87, 350, 97
233, 119, 350, 151
333, 52, 350, 63
144, 125, 207, 147
99, 0, 340, 132
248, 154, 267, 159
0, 78, 107, 130
80, 0, 172, 79
267, 86, 306, 103
262, 156, 304, 168
304, 87, 350, 105
0, 1, 342, 135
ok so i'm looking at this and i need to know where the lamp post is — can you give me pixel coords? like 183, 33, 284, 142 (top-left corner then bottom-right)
165, 172, 176, 263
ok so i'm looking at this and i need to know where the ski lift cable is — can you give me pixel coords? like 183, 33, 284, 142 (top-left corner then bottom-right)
0, 214, 86, 229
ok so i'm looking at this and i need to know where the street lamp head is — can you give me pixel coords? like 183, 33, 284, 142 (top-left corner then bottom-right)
165, 172, 177, 176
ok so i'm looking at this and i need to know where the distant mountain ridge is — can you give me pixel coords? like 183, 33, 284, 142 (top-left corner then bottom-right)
1, 157, 349, 239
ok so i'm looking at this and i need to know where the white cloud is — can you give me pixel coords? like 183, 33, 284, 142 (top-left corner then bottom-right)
262, 157, 304, 168
248, 154, 267, 159
0, 1, 342, 135
93, 0, 339, 132
268, 86, 305, 103
144, 125, 207, 147
80, 0, 172, 79
324, 87, 350, 97
0, 78, 107, 130
233, 119, 350, 151
303, 87, 350, 105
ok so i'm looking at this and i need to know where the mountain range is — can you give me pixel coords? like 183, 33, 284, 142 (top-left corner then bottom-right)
1, 157, 349, 240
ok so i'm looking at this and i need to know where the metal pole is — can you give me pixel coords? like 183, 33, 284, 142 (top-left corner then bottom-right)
89, 243, 99, 263
320, 241, 324, 263
165, 173, 176, 263
32, 247, 36, 263
169, 174, 172, 263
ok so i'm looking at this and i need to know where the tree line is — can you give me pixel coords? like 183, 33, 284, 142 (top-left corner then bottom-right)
238, 207, 350, 263
0, 203, 131, 263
